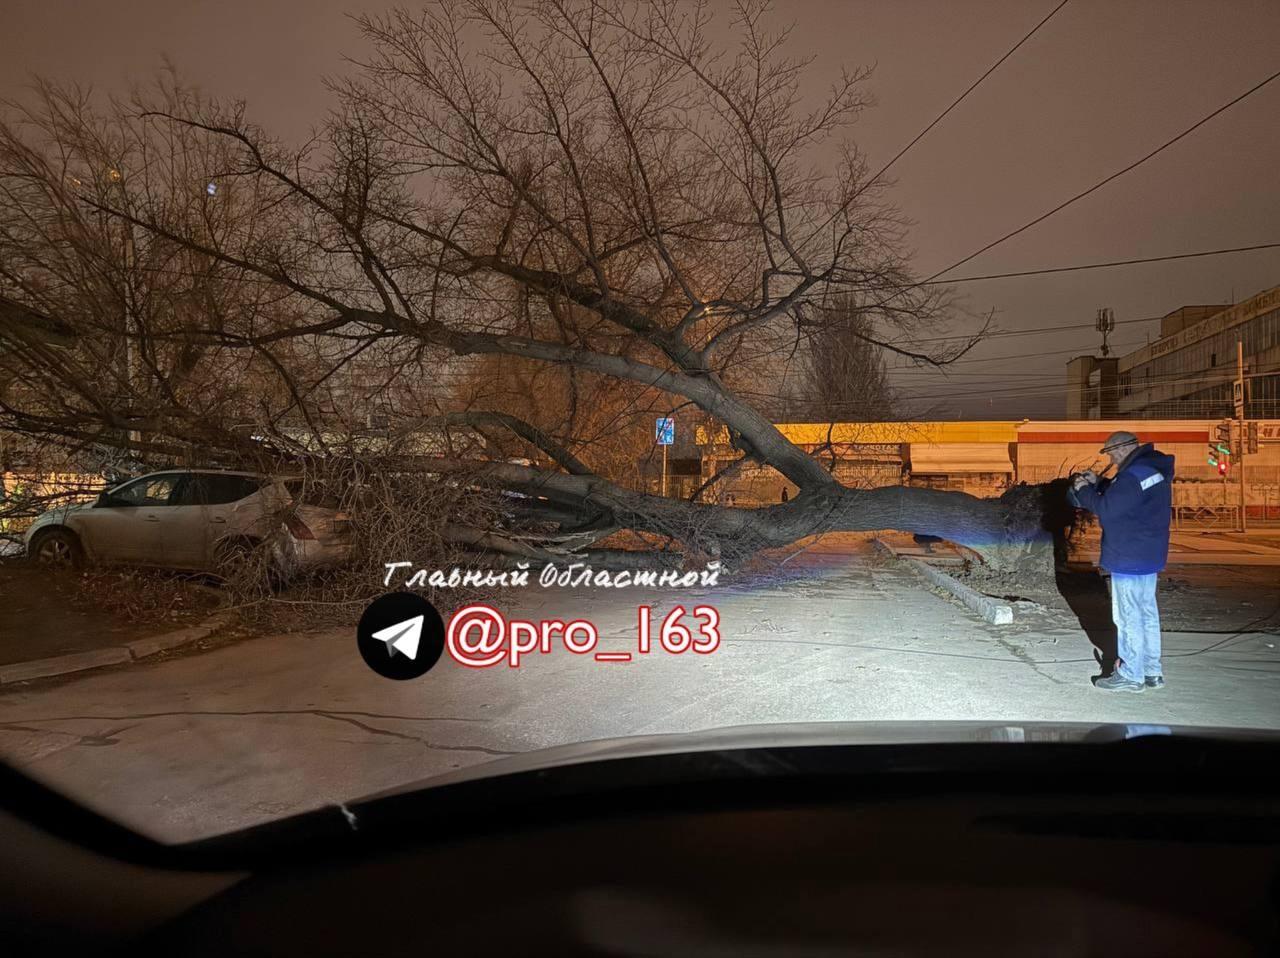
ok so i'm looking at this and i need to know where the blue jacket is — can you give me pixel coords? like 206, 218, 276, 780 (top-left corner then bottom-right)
1073, 444, 1175, 575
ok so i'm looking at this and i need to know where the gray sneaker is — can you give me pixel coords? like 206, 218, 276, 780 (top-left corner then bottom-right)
1144, 676, 1165, 689
1092, 674, 1145, 693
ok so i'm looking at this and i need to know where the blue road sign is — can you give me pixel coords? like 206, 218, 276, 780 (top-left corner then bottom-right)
656, 417, 675, 446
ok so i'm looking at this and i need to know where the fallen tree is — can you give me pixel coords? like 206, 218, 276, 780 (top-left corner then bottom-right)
1, 1, 1067, 585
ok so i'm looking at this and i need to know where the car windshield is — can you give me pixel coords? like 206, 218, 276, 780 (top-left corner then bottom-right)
1, 1, 1279, 846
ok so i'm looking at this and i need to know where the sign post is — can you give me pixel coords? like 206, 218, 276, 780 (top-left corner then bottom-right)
656, 417, 675, 497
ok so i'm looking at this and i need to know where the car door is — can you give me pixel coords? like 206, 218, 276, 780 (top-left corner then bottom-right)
165, 474, 265, 569
72, 473, 181, 563
161, 474, 216, 569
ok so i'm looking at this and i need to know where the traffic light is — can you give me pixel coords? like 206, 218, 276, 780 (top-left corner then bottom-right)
1247, 421, 1260, 455
1211, 423, 1233, 476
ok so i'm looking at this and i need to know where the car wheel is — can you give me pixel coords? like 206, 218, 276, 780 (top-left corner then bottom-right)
30, 529, 85, 569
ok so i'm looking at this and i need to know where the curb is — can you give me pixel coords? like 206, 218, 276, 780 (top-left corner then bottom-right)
0, 611, 233, 686
872, 538, 1013, 626
904, 558, 1014, 626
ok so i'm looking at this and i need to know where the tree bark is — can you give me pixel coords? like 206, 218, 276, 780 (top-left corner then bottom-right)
401, 456, 1059, 582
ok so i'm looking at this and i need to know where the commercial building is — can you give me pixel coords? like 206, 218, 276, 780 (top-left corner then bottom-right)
1066, 285, 1280, 420
697, 422, 1017, 501
695, 419, 1280, 522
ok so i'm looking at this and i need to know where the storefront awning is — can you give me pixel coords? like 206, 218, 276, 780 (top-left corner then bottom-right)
908, 442, 1013, 474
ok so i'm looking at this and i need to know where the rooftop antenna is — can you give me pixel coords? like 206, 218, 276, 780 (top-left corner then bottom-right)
1095, 307, 1115, 357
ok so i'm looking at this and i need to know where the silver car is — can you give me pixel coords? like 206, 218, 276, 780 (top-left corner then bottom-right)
23, 470, 352, 579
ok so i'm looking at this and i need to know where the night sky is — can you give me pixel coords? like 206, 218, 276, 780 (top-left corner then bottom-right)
4, 0, 1280, 419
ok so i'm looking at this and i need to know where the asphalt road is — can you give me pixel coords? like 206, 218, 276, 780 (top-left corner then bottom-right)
1, 537, 1278, 844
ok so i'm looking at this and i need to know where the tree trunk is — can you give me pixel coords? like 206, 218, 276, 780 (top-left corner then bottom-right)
706, 484, 1057, 583
410, 457, 1065, 586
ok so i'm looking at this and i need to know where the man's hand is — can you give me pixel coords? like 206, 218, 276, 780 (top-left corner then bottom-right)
1070, 470, 1098, 493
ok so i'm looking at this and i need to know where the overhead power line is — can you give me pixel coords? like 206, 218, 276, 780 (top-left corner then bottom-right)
890, 372, 1261, 405
887, 339, 1146, 369
926, 64, 1280, 282
914, 241, 1280, 287
880, 312, 1161, 348
888, 360, 1280, 404
746, 360, 1280, 407
859, 0, 1072, 193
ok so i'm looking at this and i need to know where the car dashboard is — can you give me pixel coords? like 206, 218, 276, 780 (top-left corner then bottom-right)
2, 729, 1279, 956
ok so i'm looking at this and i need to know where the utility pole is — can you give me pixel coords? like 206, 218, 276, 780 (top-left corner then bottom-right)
109, 168, 141, 448
124, 224, 139, 448
1236, 340, 1247, 533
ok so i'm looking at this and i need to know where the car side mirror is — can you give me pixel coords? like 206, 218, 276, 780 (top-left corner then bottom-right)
96, 491, 121, 508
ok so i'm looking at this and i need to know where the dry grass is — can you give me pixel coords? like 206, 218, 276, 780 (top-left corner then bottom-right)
63, 567, 221, 627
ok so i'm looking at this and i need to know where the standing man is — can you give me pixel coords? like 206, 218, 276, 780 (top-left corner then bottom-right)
1070, 430, 1175, 693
